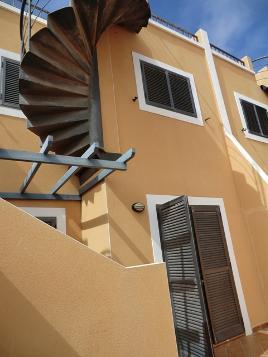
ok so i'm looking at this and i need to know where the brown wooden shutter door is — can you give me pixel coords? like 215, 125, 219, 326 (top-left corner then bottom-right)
157, 196, 214, 357
191, 205, 245, 344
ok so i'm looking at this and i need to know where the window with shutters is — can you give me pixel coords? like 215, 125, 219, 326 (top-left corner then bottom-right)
156, 196, 246, 353
1, 57, 20, 108
133, 52, 203, 125
235, 92, 268, 144
20, 207, 66, 234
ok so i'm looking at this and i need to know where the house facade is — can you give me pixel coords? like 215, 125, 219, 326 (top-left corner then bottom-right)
0, 0, 268, 356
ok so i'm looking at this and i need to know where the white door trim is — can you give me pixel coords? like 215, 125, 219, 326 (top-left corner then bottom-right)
20, 207, 67, 234
146, 194, 252, 336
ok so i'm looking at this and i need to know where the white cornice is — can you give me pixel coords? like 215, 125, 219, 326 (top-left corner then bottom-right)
149, 19, 204, 49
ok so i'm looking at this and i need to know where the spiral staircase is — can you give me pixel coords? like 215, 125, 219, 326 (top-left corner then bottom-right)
19, 0, 150, 182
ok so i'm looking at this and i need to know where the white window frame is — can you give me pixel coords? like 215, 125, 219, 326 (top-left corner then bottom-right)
146, 194, 252, 337
132, 52, 203, 126
0, 48, 26, 119
20, 207, 66, 234
234, 92, 268, 144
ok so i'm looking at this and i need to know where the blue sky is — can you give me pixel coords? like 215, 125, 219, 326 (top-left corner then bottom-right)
36, 0, 267, 68
149, 0, 267, 63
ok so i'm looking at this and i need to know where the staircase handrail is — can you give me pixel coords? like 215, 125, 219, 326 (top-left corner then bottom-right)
20, 0, 50, 59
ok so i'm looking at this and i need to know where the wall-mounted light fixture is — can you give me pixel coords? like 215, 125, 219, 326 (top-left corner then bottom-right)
132, 202, 145, 213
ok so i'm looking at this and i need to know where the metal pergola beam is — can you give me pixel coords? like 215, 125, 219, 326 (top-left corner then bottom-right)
20, 135, 53, 193
79, 148, 135, 195
50, 143, 98, 195
0, 148, 126, 171
0, 192, 81, 201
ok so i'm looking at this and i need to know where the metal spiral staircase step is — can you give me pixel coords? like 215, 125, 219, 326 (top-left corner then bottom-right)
27, 109, 89, 132
30, 29, 90, 82
20, 79, 88, 98
20, 0, 151, 159
47, 7, 91, 70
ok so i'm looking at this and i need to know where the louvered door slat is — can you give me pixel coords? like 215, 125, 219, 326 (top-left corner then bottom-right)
157, 196, 214, 357
191, 206, 245, 344
1, 57, 20, 108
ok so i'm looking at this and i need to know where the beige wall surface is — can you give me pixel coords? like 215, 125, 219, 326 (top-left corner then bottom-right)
95, 25, 268, 327
0, 6, 43, 54
11, 199, 82, 241
1, 4, 268, 333
0, 115, 82, 240
0, 199, 178, 357
213, 57, 268, 327
0, 8, 82, 240
81, 183, 111, 256
214, 55, 268, 172
225, 136, 268, 327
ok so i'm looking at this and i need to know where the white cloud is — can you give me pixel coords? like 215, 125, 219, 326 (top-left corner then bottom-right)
199, 0, 253, 49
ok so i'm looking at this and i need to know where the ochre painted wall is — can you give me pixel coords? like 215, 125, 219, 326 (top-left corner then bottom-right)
81, 183, 111, 256
0, 199, 178, 357
214, 55, 268, 173
0, 6, 43, 54
0, 116, 80, 195
225, 136, 268, 327
0, 115, 82, 241
0, 7, 82, 241
11, 199, 81, 242
1, 2, 268, 334
95, 24, 268, 328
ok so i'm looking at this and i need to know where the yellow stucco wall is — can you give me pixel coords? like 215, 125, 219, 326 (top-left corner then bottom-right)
0, 6, 43, 53
0, 7, 82, 241
1, 2, 268, 334
214, 55, 268, 173
0, 115, 82, 240
0, 198, 178, 357
95, 24, 268, 328
81, 182, 111, 255
225, 136, 268, 323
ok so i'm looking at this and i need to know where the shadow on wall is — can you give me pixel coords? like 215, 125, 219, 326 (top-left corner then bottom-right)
232, 166, 268, 308
109, 215, 151, 264
0, 272, 80, 357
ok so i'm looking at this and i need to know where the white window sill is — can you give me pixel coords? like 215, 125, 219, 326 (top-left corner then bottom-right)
0, 105, 26, 119
244, 131, 268, 144
139, 102, 203, 126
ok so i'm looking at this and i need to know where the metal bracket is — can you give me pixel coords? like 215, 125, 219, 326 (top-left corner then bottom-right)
79, 148, 135, 195
20, 135, 53, 193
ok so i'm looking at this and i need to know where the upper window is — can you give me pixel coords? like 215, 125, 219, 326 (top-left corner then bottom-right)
1, 56, 20, 108
235, 92, 268, 144
141, 60, 197, 117
241, 100, 268, 137
133, 53, 203, 126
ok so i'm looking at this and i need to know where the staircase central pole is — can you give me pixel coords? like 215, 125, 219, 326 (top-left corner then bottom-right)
28, 0, 32, 52
88, 51, 104, 148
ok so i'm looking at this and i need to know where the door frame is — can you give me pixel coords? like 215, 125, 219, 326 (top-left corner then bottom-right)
20, 207, 67, 234
146, 194, 252, 336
